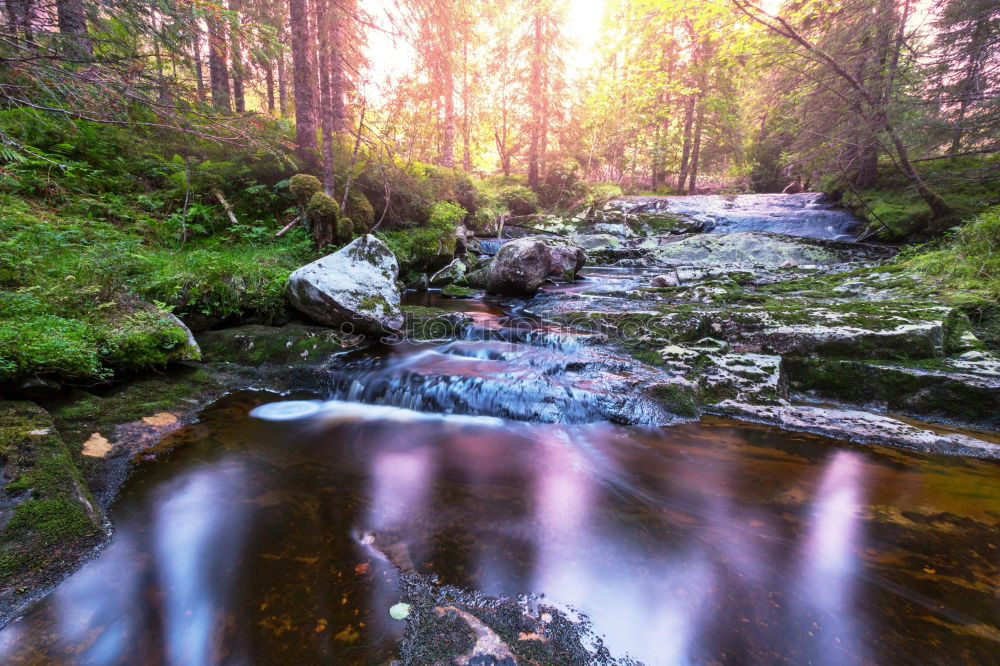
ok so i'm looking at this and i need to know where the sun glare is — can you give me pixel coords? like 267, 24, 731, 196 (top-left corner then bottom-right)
362, 0, 607, 98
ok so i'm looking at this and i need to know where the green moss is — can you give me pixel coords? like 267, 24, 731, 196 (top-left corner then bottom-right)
905, 207, 1000, 300
647, 383, 700, 417
630, 349, 664, 366
840, 156, 1000, 241
401, 306, 472, 340
99, 310, 189, 372
376, 201, 467, 273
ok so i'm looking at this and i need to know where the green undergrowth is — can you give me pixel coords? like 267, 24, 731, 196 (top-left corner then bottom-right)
904, 207, 1000, 299
0, 194, 317, 386
841, 155, 1000, 240
376, 201, 467, 274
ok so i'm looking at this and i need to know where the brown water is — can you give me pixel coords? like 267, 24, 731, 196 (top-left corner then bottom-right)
3, 273, 1000, 664
1, 390, 998, 665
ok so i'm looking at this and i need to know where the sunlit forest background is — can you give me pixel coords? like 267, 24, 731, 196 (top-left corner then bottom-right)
4, 0, 998, 207
2, 0, 999, 384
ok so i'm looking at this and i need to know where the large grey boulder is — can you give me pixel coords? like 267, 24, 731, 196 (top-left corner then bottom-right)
286, 234, 403, 334
485, 237, 586, 295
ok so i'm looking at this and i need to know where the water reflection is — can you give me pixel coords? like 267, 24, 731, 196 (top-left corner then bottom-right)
1, 398, 998, 665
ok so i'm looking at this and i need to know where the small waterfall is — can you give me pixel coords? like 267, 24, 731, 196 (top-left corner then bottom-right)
609, 192, 863, 240
475, 238, 510, 255
323, 322, 668, 425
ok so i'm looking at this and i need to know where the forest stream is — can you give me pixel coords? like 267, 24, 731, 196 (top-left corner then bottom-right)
1, 197, 999, 665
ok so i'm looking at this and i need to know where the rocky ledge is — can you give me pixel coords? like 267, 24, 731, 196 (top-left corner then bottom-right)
511, 221, 999, 457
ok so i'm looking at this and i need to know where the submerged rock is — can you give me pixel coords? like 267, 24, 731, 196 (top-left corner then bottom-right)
400, 306, 473, 340
485, 237, 587, 295
198, 323, 362, 366
286, 234, 403, 335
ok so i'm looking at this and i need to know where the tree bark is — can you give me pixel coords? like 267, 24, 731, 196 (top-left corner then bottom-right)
229, 0, 246, 113
277, 49, 288, 116
190, 3, 206, 102
207, 11, 232, 112
527, 5, 543, 189
6, 0, 35, 42
290, 0, 318, 167
440, 12, 455, 169
55, 0, 90, 58
264, 61, 275, 113
330, 7, 347, 133
676, 95, 696, 190
316, 0, 336, 192
687, 102, 704, 194
462, 38, 471, 171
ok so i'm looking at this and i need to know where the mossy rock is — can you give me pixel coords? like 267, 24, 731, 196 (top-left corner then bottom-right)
401, 306, 473, 340
344, 190, 375, 232
290, 173, 323, 208
306, 190, 340, 222
0, 401, 104, 592
337, 216, 354, 244
646, 382, 700, 418
197, 323, 360, 367
441, 284, 477, 299
785, 357, 1000, 429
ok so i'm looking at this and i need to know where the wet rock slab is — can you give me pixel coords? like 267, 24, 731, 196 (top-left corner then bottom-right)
786, 353, 1000, 429
712, 401, 1000, 459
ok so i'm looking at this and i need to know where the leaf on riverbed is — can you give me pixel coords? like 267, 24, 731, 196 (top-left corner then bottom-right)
334, 624, 360, 642
142, 412, 178, 426
82, 432, 112, 457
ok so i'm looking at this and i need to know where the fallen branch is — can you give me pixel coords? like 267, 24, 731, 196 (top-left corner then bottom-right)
274, 216, 301, 238
212, 189, 239, 226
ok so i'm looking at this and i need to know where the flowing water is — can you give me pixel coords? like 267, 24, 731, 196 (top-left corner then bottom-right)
478, 193, 863, 254
1, 202, 998, 663
609, 193, 863, 240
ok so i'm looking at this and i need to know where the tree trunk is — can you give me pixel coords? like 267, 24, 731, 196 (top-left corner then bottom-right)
229, 0, 246, 113
289, 0, 318, 167
55, 0, 90, 58
277, 49, 288, 116
190, 3, 206, 102
687, 102, 704, 194
440, 20, 455, 169
527, 6, 542, 189
854, 145, 879, 188
676, 95, 696, 190
330, 8, 347, 133
462, 39, 471, 172
264, 62, 275, 113
6, 0, 35, 42
207, 12, 232, 112
316, 0, 336, 192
